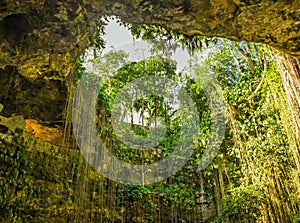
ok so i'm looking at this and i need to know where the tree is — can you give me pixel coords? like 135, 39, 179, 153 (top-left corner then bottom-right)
202, 40, 300, 223
83, 50, 214, 221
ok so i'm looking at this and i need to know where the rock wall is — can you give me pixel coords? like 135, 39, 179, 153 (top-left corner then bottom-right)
0, 0, 299, 79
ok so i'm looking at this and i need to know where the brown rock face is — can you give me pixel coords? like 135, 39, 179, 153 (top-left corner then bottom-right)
0, 66, 67, 121
24, 119, 70, 147
0, 0, 299, 78
97, 0, 300, 57
0, 0, 93, 77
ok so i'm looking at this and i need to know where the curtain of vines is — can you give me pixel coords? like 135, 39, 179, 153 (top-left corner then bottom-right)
204, 41, 300, 223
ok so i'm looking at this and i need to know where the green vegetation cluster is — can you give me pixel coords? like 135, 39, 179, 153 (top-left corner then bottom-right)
0, 19, 299, 222
205, 41, 300, 223
81, 50, 214, 222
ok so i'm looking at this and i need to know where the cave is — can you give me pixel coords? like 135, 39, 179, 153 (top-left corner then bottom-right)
0, 1, 299, 222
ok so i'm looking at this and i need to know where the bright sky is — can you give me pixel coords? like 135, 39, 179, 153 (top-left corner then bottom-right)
102, 19, 191, 70
85, 18, 212, 76
104, 19, 135, 48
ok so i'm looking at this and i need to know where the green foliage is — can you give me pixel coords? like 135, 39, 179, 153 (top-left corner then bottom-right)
89, 18, 107, 55
214, 183, 267, 222
0, 132, 31, 222
131, 23, 216, 51
202, 41, 299, 222
94, 53, 183, 163
3, 18, 298, 221
92, 49, 129, 79
81, 49, 212, 220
